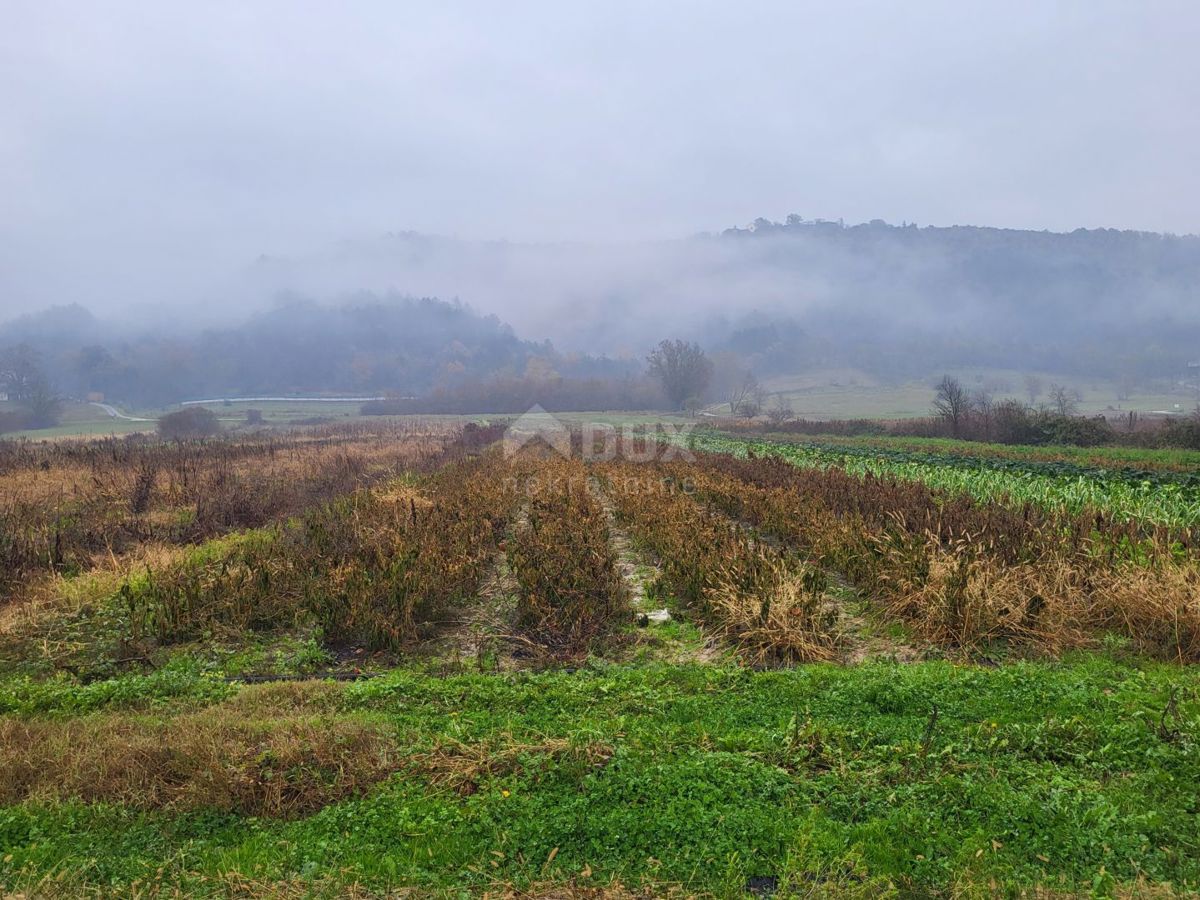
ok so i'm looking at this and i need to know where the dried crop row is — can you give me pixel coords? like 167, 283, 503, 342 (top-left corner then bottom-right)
0, 422, 503, 602
124, 446, 519, 651
597, 460, 837, 664
506, 456, 629, 657
682, 452, 1200, 661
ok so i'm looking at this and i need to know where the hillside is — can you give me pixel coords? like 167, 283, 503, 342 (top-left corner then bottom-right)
246, 219, 1200, 381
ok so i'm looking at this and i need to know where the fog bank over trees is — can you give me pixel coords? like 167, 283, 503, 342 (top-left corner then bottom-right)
243, 217, 1200, 378
0, 296, 637, 408
4, 217, 1200, 409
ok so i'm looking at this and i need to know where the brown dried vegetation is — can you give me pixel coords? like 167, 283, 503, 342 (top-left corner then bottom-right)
125, 447, 519, 650
508, 457, 630, 657
599, 461, 839, 664
685, 450, 1200, 660
0, 421, 495, 603
0, 684, 398, 817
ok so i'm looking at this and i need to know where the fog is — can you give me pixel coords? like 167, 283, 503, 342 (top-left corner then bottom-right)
2, 2, 1200, 406
4, 3, 1199, 315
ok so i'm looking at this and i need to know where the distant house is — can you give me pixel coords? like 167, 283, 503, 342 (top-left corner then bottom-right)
86, 391, 105, 403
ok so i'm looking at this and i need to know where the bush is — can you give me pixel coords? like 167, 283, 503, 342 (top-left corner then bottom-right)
1040, 414, 1113, 447
157, 407, 220, 441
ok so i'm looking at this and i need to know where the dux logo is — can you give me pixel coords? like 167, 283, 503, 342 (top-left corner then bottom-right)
503, 405, 572, 458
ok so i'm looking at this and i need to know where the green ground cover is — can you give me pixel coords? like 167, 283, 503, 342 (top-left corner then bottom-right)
1, 655, 1197, 897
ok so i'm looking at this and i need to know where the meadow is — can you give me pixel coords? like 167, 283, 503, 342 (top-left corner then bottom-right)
0, 422, 1197, 897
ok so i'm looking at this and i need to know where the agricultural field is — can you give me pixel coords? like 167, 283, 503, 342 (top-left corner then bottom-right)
690, 431, 1200, 528
1, 423, 1198, 897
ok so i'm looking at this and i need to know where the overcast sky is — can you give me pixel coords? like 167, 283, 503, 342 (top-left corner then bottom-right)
2, 0, 1198, 318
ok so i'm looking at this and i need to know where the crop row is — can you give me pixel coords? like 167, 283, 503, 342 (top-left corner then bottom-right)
682, 451, 1200, 661
598, 460, 838, 663
690, 432, 1200, 528
507, 458, 629, 656
716, 424, 1200, 472
0, 422, 503, 602
124, 449, 518, 651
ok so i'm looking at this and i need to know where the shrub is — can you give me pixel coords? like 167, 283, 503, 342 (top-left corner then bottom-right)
157, 407, 221, 440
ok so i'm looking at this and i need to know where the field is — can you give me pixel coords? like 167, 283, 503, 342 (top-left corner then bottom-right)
757, 368, 1196, 420
1, 422, 1198, 897
2, 400, 376, 441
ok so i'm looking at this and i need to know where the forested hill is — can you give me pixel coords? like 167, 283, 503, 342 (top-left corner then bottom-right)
0, 295, 630, 407
697, 217, 1200, 379
6, 219, 1200, 407
721, 217, 1200, 328
243, 219, 1200, 380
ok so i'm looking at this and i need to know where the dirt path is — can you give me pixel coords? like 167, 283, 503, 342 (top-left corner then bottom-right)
587, 476, 726, 664
433, 503, 536, 671
89, 402, 155, 422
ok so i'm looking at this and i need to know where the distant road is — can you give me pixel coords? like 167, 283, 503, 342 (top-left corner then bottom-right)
89, 402, 155, 422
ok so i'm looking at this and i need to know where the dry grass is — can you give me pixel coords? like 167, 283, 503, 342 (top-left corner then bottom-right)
1095, 563, 1200, 662
683, 450, 1200, 662
0, 422, 476, 603
111, 447, 518, 650
508, 457, 630, 658
600, 461, 840, 664
0, 684, 397, 817
705, 555, 840, 665
876, 536, 1093, 653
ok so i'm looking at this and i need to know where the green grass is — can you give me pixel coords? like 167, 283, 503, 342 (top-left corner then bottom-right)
3, 401, 155, 440
2, 401, 694, 441
1, 655, 1197, 896
761, 368, 1195, 421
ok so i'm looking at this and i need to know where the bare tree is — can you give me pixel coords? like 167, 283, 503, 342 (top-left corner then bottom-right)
0, 344, 46, 403
932, 375, 970, 435
647, 339, 713, 410
766, 394, 793, 426
971, 388, 994, 439
0, 344, 61, 427
1023, 374, 1044, 405
1048, 383, 1081, 416
727, 371, 766, 417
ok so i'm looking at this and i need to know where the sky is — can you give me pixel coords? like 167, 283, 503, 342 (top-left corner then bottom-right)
2, 0, 1198, 320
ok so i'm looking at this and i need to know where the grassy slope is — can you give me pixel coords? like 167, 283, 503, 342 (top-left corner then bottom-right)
762, 368, 1194, 421
1, 654, 1198, 897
